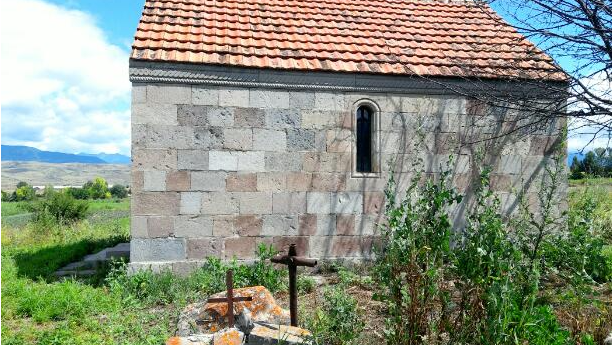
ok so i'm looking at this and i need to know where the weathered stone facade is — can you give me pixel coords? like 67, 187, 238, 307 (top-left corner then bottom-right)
130, 68, 566, 273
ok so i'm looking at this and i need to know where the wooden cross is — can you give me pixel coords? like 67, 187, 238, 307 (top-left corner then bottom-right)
271, 244, 317, 326
207, 269, 252, 328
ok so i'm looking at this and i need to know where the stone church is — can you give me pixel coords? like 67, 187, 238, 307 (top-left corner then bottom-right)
129, 0, 567, 273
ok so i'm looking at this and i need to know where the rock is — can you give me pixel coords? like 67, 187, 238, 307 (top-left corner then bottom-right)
166, 334, 214, 345
235, 309, 255, 336
167, 329, 244, 345
171, 286, 309, 345
249, 323, 311, 345
213, 329, 244, 345
177, 286, 289, 335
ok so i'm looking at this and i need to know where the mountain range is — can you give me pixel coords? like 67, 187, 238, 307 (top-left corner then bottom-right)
1, 145, 130, 164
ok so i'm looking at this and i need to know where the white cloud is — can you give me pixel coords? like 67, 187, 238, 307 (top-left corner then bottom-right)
1, 0, 131, 155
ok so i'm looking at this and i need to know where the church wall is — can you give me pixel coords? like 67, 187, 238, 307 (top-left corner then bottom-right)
129, 82, 566, 274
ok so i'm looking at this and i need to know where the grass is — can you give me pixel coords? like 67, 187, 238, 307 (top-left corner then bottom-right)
2, 178, 611, 344
1, 201, 31, 217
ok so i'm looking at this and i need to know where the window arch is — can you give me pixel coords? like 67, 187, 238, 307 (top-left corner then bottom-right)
356, 105, 373, 173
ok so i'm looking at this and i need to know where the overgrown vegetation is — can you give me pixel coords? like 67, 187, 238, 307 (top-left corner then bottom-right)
305, 279, 365, 345
373, 152, 611, 345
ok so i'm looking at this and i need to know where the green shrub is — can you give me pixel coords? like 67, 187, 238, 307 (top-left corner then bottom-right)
306, 286, 364, 345
27, 191, 89, 224
373, 166, 462, 345
13, 184, 36, 201
109, 184, 128, 199
83, 177, 110, 199
232, 244, 287, 293
298, 275, 316, 294
66, 187, 90, 200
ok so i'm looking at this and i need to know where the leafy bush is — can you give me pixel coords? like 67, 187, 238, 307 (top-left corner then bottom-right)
232, 244, 287, 293
298, 275, 316, 294
373, 167, 462, 345
66, 187, 90, 200
13, 184, 36, 201
306, 286, 364, 345
83, 177, 110, 199
109, 184, 128, 199
27, 191, 89, 224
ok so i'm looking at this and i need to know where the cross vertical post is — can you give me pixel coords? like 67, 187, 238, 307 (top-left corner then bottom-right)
206, 269, 252, 329
271, 244, 317, 327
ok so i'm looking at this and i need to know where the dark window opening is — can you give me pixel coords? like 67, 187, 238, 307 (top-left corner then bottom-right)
356, 106, 373, 173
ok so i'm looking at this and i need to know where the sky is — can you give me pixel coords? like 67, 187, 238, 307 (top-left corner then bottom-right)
0, 0, 608, 156
1, 0, 143, 156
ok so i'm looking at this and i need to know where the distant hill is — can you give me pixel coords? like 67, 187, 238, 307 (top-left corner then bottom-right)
1, 161, 130, 191
1, 145, 130, 164
80, 152, 131, 164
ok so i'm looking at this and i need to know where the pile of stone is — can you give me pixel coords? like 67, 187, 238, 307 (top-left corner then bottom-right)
166, 286, 311, 345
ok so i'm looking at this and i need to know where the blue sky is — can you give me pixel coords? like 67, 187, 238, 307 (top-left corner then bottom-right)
1, 0, 606, 156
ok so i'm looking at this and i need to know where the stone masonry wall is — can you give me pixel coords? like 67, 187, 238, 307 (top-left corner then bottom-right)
130, 82, 566, 274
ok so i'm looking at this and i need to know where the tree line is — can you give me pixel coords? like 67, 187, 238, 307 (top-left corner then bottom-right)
570, 147, 612, 179
1, 177, 128, 202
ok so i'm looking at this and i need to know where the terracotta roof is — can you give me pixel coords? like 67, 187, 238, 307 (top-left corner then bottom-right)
131, 0, 565, 81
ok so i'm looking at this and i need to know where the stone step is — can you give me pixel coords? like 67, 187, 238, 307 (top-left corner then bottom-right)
54, 242, 130, 278
54, 269, 97, 277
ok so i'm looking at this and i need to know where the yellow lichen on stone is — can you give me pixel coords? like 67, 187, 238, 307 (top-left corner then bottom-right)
213, 329, 242, 345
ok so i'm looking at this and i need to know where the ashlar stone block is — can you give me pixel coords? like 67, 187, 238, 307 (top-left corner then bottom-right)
180, 192, 202, 215
219, 88, 249, 107
147, 84, 191, 104
132, 192, 179, 216
191, 171, 226, 191
249, 90, 290, 109
131, 238, 186, 262
132, 103, 178, 125
175, 215, 213, 237
265, 109, 301, 128
314, 92, 345, 111
253, 129, 286, 152
132, 149, 177, 170
286, 128, 315, 151
187, 238, 221, 259
307, 192, 332, 213
177, 150, 208, 170
226, 173, 257, 192
257, 173, 287, 192
209, 151, 238, 171
236, 152, 265, 171
201, 192, 239, 214
192, 86, 219, 106
166, 171, 190, 191
235, 108, 265, 127
239, 192, 273, 214
262, 215, 299, 236
272, 192, 307, 214
332, 192, 363, 214
265, 152, 302, 171
223, 128, 253, 150
144, 170, 167, 191
148, 216, 174, 237
289, 91, 315, 109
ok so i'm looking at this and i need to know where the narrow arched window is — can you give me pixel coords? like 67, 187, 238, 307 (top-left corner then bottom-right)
356, 106, 373, 173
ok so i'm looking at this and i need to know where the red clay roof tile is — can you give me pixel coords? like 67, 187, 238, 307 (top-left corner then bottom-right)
132, 0, 565, 80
